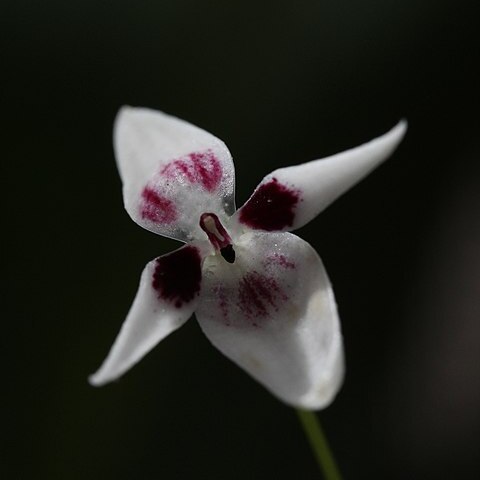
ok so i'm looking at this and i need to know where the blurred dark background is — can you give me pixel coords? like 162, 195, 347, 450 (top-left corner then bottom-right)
3, 1, 479, 478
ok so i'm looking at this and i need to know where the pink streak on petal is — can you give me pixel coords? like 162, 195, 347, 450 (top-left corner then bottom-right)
214, 285, 231, 326
264, 253, 296, 270
161, 149, 223, 192
140, 187, 176, 224
152, 246, 202, 308
239, 177, 301, 231
237, 271, 288, 324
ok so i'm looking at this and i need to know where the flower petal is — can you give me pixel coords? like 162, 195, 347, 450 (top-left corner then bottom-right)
89, 245, 202, 386
115, 107, 236, 242
196, 232, 344, 409
235, 121, 407, 232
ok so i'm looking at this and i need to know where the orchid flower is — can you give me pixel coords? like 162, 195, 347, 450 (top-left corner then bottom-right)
89, 107, 406, 410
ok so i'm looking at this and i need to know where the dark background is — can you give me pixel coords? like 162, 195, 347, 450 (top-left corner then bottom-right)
3, 1, 479, 479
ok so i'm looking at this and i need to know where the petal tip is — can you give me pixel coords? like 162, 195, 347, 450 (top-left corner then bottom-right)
367, 118, 407, 163
88, 370, 108, 387
88, 362, 121, 387
293, 339, 345, 411
114, 105, 133, 141
88, 375, 101, 387
394, 118, 408, 137
114, 105, 139, 130
388, 119, 408, 148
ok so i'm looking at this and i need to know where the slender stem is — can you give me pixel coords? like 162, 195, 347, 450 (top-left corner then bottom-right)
295, 409, 343, 480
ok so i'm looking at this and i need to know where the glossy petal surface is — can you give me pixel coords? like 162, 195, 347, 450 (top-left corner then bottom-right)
196, 232, 344, 409
115, 107, 235, 242
89, 245, 202, 386
236, 121, 406, 232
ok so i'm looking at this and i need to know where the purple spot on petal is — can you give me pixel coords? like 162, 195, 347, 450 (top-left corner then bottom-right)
264, 253, 296, 270
161, 149, 223, 192
140, 187, 176, 224
237, 271, 288, 322
239, 178, 300, 231
152, 246, 202, 308
214, 285, 230, 326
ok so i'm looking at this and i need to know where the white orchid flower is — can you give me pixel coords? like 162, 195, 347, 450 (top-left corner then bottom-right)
89, 107, 406, 410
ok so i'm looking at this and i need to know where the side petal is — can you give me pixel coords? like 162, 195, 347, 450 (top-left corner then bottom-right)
196, 232, 344, 409
115, 107, 236, 242
89, 245, 202, 386
235, 121, 407, 232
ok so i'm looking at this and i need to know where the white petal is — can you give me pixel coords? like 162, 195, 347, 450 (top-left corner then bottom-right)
196, 232, 344, 409
235, 121, 407, 232
115, 107, 236, 242
89, 245, 202, 386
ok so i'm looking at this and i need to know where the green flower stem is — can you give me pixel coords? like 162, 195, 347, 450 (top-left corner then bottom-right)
295, 409, 343, 480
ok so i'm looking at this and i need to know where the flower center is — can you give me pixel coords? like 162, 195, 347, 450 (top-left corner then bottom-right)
199, 213, 235, 263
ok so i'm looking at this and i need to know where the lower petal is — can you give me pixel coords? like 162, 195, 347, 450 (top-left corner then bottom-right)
196, 232, 344, 409
89, 245, 202, 386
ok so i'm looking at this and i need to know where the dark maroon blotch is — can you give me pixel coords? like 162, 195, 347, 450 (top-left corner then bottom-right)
140, 187, 176, 224
239, 178, 300, 231
152, 246, 202, 308
161, 149, 223, 192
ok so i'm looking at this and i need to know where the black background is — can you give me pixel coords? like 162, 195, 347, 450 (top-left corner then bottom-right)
3, 1, 479, 479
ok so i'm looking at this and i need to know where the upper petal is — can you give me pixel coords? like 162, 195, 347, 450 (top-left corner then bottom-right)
196, 232, 344, 409
89, 245, 203, 386
115, 107, 236, 242
235, 121, 407, 232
